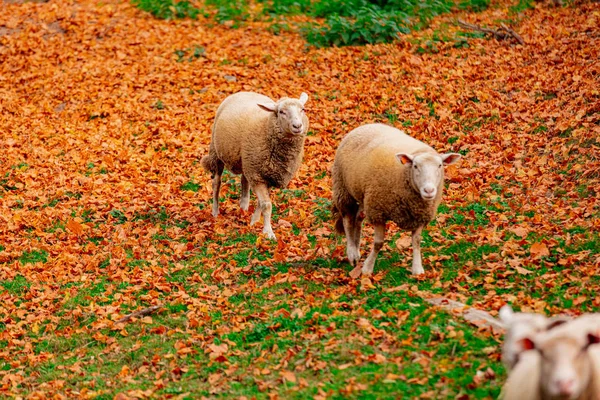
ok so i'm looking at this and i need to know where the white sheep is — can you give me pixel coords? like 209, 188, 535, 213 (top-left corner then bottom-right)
501, 316, 600, 400
499, 305, 558, 371
201, 91, 309, 240
331, 123, 461, 277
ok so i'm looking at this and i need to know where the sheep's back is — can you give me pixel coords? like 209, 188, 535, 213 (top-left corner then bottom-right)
213, 92, 272, 173
335, 124, 437, 225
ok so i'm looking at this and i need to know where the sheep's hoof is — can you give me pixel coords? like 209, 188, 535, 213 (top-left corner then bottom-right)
263, 230, 276, 240
211, 208, 219, 217
349, 266, 362, 279
411, 267, 425, 275
240, 199, 249, 212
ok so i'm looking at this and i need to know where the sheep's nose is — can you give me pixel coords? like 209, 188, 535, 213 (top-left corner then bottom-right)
557, 379, 575, 395
292, 123, 302, 129
424, 187, 435, 195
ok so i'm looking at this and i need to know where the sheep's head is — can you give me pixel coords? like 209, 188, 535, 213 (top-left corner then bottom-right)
395, 152, 461, 201
520, 332, 600, 400
257, 93, 309, 136
499, 305, 552, 369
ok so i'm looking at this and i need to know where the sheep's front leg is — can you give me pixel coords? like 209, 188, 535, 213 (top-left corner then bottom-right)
411, 226, 424, 275
251, 183, 276, 240
211, 162, 225, 217
361, 223, 385, 277
240, 174, 250, 212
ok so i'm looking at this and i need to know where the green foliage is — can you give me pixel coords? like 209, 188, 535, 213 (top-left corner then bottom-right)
458, 0, 490, 11
205, 0, 250, 24
303, 7, 410, 47
132, 0, 200, 19
510, 0, 534, 13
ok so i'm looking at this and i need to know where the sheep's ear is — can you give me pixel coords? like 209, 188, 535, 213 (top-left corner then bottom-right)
499, 305, 514, 324
395, 153, 414, 165
299, 92, 309, 106
519, 337, 536, 351
585, 333, 600, 349
546, 319, 568, 331
258, 102, 277, 113
441, 153, 462, 165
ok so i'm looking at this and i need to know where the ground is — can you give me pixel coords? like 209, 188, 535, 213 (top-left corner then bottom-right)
0, 0, 599, 398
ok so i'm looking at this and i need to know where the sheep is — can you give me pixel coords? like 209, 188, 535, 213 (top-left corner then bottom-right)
331, 123, 461, 278
499, 305, 561, 371
201, 91, 309, 240
501, 316, 600, 400
499, 306, 600, 372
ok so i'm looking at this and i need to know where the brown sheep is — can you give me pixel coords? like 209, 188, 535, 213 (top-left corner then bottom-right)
331, 123, 461, 277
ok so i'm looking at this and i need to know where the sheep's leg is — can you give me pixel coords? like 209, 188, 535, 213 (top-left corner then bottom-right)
361, 223, 385, 276
240, 174, 250, 212
343, 213, 360, 266
411, 226, 424, 275
211, 161, 225, 217
250, 183, 276, 240
352, 208, 364, 257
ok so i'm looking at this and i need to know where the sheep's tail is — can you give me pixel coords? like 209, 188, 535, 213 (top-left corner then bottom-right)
331, 166, 351, 235
201, 140, 219, 178
332, 203, 345, 235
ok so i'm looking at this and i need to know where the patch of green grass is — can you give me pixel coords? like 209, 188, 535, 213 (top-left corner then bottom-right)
180, 179, 201, 192
1, 275, 30, 295
19, 249, 49, 265
109, 209, 128, 224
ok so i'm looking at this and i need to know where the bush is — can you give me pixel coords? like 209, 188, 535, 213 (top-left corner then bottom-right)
132, 0, 200, 19
302, 7, 411, 47
205, 0, 250, 24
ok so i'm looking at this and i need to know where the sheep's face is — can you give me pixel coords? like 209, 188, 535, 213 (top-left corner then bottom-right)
257, 92, 309, 136
522, 333, 600, 400
396, 152, 461, 201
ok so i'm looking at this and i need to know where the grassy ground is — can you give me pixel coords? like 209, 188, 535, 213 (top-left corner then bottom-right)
0, 0, 598, 398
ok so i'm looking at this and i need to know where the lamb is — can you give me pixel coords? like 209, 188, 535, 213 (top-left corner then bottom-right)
331, 123, 461, 277
501, 316, 600, 400
201, 91, 309, 240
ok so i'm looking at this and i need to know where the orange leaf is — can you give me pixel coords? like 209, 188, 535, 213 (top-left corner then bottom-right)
530, 242, 549, 258
280, 370, 297, 383
66, 219, 83, 235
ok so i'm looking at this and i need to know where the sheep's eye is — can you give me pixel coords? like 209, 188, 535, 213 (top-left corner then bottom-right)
438, 164, 442, 168
279, 110, 286, 115
413, 165, 418, 169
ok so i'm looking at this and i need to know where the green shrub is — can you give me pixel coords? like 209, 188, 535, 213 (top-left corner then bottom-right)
205, 0, 250, 24
302, 7, 410, 47
132, 0, 200, 19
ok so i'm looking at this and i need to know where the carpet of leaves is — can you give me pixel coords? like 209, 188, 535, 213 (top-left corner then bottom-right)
0, 0, 599, 398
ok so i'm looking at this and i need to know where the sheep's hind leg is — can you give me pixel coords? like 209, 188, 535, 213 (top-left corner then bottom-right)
343, 212, 360, 266
211, 161, 225, 217
411, 226, 425, 275
240, 174, 250, 212
361, 223, 385, 276
251, 183, 276, 240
